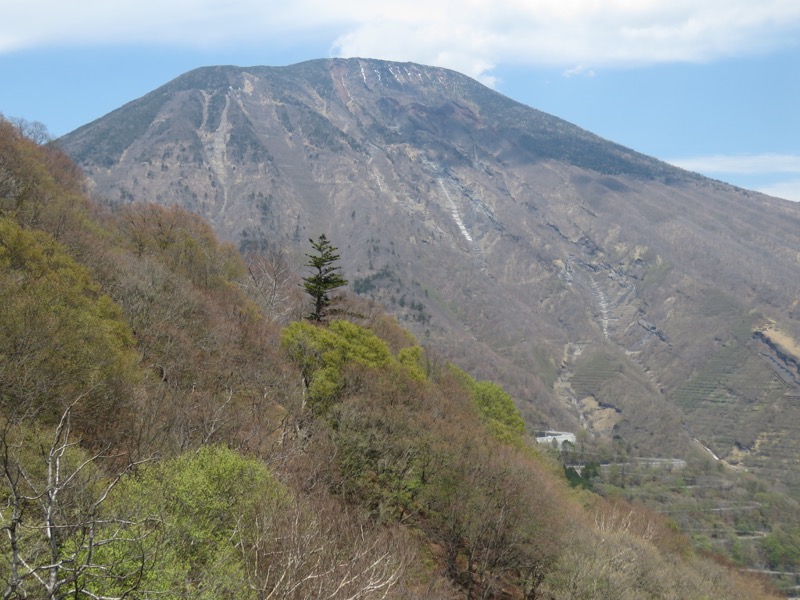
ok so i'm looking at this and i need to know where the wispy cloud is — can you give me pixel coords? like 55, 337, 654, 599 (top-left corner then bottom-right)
758, 180, 800, 202
563, 64, 596, 78
2, 1, 800, 84
668, 154, 800, 202
668, 154, 800, 175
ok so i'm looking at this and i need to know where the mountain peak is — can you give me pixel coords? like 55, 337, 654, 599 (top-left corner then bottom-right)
65, 58, 683, 181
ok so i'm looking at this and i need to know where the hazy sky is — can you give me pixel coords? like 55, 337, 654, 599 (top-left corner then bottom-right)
1, 0, 799, 200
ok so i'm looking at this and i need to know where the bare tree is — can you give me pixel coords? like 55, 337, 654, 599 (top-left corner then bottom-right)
426, 442, 562, 600
8, 117, 51, 145
242, 249, 301, 323
0, 395, 151, 599
236, 494, 410, 600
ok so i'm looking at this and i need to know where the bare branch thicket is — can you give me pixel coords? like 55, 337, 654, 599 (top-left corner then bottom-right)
0, 396, 153, 600
242, 249, 302, 324
593, 503, 657, 542
236, 494, 411, 600
427, 441, 564, 600
0, 166, 22, 209
7, 118, 51, 146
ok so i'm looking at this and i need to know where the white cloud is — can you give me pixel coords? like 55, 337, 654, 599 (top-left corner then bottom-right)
2, 1, 800, 83
668, 154, 800, 175
667, 154, 800, 202
328, 0, 800, 81
563, 64, 596, 78
757, 180, 800, 202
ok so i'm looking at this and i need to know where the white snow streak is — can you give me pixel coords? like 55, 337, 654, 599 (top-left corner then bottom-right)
439, 179, 473, 242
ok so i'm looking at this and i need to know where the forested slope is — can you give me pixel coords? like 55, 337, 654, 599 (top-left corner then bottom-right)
0, 116, 781, 598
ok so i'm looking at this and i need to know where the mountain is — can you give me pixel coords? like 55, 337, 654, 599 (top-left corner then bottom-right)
2, 115, 784, 598
60, 58, 800, 493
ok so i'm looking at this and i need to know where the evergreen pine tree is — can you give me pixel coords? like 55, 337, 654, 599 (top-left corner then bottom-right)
303, 234, 348, 322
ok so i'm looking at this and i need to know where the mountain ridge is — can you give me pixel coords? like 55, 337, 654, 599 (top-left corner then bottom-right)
66, 59, 695, 181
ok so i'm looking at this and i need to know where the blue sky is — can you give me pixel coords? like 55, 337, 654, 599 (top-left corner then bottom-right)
1, 1, 799, 200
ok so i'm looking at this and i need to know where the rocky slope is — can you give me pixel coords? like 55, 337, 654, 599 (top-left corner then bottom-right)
60, 58, 800, 492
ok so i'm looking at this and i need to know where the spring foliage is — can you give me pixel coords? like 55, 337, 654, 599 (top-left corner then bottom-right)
0, 216, 139, 432
98, 446, 288, 598
448, 365, 527, 444
281, 319, 425, 411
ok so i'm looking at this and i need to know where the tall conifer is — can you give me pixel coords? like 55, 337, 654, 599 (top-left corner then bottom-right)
303, 234, 347, 322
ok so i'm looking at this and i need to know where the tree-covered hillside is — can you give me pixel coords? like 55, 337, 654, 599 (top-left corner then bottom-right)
0, 116, 782, 598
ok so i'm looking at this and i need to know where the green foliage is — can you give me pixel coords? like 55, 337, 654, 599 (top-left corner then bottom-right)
0, 217, 139, 434
564, 462, 600, 490
328, 320, 394, 368
447, 365, 526, 444
471, 380, 527, 443
352, 265, 397, 295
282, 319, 426, 411
101, 446, 289, 599
303, 234, 348, 322
0, 118, 89, 235
396, 345, 427, 381
763, 526, 800, 571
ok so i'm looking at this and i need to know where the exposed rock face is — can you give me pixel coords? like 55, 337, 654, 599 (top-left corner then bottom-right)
61, 58, 800, 490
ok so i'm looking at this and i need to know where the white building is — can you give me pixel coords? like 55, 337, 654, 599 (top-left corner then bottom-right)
535, 431, 576, 448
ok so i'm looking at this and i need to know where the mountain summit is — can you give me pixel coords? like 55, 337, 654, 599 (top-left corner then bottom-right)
60, 58, 800, 491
